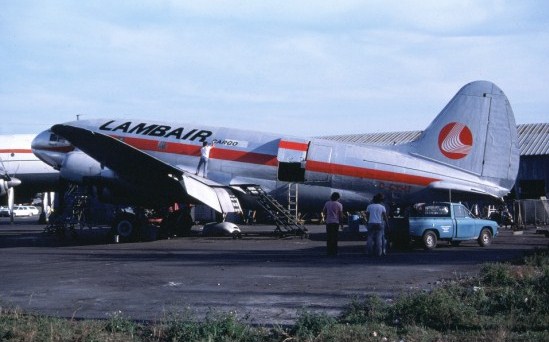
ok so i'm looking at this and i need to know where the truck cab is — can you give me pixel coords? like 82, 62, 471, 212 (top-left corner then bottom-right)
398, 202, 498, 249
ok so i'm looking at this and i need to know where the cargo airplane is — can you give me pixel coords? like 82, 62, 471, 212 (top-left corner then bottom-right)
32, 81, 519, 238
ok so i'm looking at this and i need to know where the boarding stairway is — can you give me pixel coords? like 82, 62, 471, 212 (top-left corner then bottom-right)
43, 185, 90, 237
240, 185, 307, 236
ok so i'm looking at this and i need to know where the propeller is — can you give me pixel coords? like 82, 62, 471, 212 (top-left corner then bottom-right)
0, 155, 22, 221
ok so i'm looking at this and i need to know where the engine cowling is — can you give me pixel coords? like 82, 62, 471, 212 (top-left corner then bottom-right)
0, 179, 7, 197
0, 177, 21, 197
59, 151, 103, 183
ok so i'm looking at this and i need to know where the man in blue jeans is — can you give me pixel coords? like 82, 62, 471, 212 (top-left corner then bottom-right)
322, 192, 343, 256
195, 141, 214, 177
366, 193, 390, 256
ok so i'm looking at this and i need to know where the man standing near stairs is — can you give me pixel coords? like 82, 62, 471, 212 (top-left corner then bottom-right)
322, 192, 344, 256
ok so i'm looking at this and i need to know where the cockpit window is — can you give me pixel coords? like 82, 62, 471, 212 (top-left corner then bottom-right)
49, 133, 66, 144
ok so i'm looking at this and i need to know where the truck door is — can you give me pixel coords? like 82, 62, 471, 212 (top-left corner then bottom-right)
453, 204, 477, 239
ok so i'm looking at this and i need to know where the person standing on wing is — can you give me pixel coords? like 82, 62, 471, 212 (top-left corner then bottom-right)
195, 141, 214, 178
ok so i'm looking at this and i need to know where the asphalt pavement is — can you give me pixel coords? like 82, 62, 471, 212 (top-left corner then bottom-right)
0, 216, 547, 326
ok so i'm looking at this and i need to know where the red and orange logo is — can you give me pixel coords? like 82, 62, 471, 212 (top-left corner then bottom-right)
438, 122, 473, 159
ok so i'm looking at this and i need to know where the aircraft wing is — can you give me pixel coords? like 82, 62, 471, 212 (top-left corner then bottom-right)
52, 124, 183, 181
51, 124, 239, 213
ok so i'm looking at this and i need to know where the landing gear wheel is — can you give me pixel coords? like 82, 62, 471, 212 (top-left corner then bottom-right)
112, 213, 139, 242
423, 230, 437, 250
161, 209, 193, 237
477, 228, 492, 247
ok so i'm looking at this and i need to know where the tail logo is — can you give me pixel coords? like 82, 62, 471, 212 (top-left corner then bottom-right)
438, 122, 473, 159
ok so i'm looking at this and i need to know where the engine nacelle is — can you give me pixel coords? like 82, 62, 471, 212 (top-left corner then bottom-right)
0, 177, 21, 197
59, 151, 104, 183
0, 179, 7, 197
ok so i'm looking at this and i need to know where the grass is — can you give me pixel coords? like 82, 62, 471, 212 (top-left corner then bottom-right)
1, 247, 548, 341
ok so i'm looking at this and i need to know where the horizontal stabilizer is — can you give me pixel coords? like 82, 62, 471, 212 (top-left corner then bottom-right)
428, 180, 502, 199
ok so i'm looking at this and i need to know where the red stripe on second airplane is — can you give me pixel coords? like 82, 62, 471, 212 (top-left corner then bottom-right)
306, 160, 439, 186
0, 149, 33, 154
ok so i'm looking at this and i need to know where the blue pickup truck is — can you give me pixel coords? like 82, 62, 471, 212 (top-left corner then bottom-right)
391, 202, 499, 249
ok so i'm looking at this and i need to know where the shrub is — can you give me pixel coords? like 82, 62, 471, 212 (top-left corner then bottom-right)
200, 310, 255, 341
292, 308, 336, 340
105, 310, 136, 335
480, 263, 516, 286
339, 295, 388, 325
389, 285, 477, 331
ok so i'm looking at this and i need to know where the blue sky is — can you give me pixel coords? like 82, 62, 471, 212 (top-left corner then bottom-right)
1, 1, 548, 137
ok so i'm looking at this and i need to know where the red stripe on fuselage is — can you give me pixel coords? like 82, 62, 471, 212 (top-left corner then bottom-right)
117, 135, 278, 167
279, 140, 309, 151
306, 160, 439, 186
113, 135, 438, 186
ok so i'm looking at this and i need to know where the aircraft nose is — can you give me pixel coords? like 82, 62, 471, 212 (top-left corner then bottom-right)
31, 129, 74, 169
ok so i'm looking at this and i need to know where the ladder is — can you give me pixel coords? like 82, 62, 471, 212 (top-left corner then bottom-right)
242, 185, 307, 236
225, 193, 243, 222
287, 183, 299, 222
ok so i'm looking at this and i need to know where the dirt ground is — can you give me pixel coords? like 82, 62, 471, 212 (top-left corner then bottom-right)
0, 217, 547, 326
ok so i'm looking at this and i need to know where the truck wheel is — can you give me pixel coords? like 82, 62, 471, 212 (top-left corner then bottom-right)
477, 228, 492, 247
422, 231, 437, 250
112, 213, 139, 242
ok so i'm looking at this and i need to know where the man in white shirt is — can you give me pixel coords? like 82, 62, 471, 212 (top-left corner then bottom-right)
366, 193, 390, 256
195, 141, 214, 177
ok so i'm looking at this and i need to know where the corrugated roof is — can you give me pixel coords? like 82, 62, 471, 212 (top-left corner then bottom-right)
318, 123, 549, 156
517, 123, 549, 156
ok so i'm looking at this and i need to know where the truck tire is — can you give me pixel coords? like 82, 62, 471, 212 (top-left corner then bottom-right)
477, 228, 492, 247
112, 213, 139, 242
422, 231, 437, 250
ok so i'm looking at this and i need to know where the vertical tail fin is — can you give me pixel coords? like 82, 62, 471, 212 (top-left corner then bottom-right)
410, 81, 520, 193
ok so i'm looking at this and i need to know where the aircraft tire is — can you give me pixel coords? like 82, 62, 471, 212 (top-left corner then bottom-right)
477, 228, 492, 247
161, 209, 193, 237
422, 230, 437, 250
112, 214, 139, 242
175, 210, 193, 237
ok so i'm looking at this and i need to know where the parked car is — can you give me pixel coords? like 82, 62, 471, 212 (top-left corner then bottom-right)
12, 205, 40, 217
0, 206, 9, 217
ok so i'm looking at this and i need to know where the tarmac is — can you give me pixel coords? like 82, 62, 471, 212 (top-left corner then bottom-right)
0, 216, 547, 326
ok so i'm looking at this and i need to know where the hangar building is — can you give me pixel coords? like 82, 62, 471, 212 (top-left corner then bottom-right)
320, 123, 549, 200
